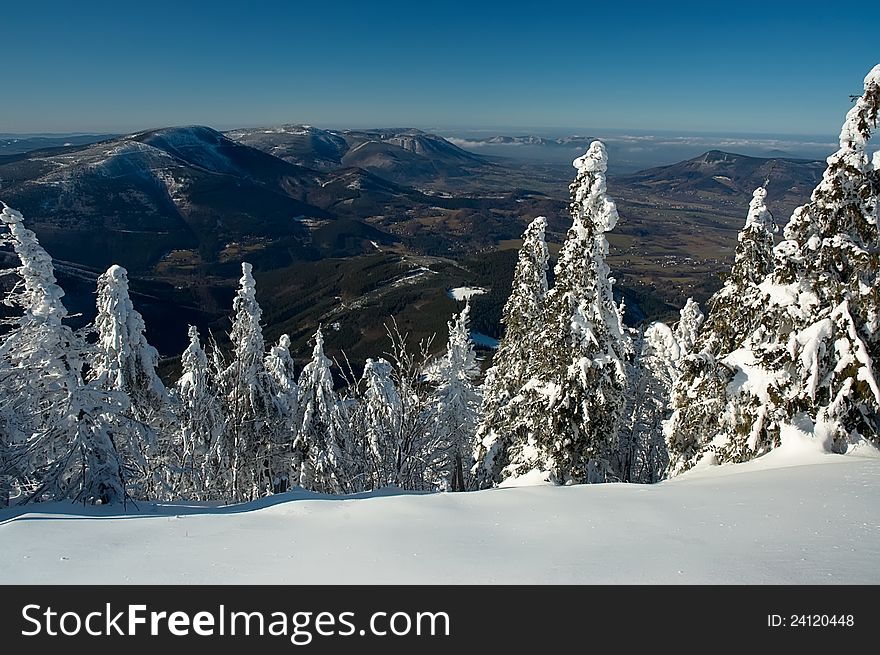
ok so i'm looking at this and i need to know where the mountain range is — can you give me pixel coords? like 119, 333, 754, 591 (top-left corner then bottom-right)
0, 124, 825, 368
226, 125, 492, 186
0, 133, 113, 156
616, 149, 826, 219
451, 134, 596, 148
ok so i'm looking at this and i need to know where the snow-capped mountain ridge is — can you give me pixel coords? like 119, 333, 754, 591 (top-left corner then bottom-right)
229, 124, 492, 185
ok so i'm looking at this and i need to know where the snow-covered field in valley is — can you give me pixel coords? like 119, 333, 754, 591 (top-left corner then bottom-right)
2, 446, 878, 585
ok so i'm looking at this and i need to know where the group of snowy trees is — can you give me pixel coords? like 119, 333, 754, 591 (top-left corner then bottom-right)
471, 142, 704, 487
1, 65, 878, 506
475, 64, 880, 485
665, 64, 880, 473
0, 212, 484, 504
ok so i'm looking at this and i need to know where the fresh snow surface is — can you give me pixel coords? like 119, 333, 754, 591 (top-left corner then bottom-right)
1, 450, 878, 584
448, 286, 486, 301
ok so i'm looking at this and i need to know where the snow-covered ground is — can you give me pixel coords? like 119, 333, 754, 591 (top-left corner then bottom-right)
1, 447, 878, 584
448, 286, 485, 301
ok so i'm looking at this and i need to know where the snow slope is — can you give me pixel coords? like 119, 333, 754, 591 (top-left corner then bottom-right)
448, 286, 486, 301
1, 449, 878, 584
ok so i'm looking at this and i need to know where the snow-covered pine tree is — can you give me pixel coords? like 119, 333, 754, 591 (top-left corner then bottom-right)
668, 64, 880, 473
0, 203, 128, 505
216, 262, 283, 501
91, 264, 169, 496
92, 265, 167, 419
264, 334, 299, 493
173, 325, 223, 499
505, 141, 632, 484
358, 357, 403, 490
266, 334, 299, 405
631, 325, 679, 482
675, 297, 706, 357
473, 216, 549, 488
377, 319, 437, 491
620, 301, 702, 483
616, 324, 646, 483
426, 301, 482, 491
295, 327, 346, 493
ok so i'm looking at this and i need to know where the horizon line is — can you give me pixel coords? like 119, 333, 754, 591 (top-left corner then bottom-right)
0, 123, 840, 141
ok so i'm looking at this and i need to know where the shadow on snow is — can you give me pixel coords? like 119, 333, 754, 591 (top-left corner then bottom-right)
0, 485, 433, 525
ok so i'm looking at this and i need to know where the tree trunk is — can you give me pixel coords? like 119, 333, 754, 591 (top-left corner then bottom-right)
451, 452, 464, 492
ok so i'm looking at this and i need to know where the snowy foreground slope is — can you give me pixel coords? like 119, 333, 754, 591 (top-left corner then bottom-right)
1, 445, 878, 585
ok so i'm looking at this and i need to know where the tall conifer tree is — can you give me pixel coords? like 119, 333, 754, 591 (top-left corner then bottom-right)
0, 204, 128, 504
506, 141, 632, 484
473, 216, 549, 487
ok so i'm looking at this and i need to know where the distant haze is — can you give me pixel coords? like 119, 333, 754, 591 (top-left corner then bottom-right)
434, 128, 843, 172
0, 124, 853, 173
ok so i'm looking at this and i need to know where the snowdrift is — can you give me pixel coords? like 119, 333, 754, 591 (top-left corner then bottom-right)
1, 448, 878, 584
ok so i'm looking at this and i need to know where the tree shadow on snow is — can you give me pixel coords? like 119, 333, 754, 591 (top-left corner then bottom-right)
0, 485, 432, 525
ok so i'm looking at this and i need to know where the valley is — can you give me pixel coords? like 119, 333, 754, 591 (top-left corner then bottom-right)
0, 124, 825, 374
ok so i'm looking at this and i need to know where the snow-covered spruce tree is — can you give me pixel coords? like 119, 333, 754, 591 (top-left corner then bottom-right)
697, 187, 775, 356
668, 65, 880, 473
295, 327, 346, 493
425, 301, 482, 491
172, 325, 224, 499
505, 141, 632, 484
0, 203, 128, 505
473, 216, 549, 488
201, 329, 230, 495
91, 264, 169, 496
664, 189, 775, 474
264, 333, 299, 493
663, 347, 731, 475
216, 262, 283, 501
724, 65, 880, 458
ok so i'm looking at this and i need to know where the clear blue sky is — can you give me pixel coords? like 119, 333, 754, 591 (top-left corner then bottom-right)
3, 0, 878, 135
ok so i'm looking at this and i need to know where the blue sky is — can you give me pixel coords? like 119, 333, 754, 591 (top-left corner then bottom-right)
3, 1, 878, 135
